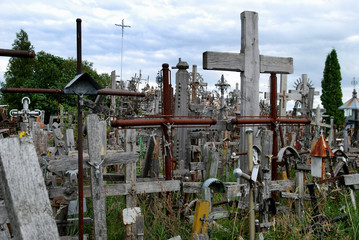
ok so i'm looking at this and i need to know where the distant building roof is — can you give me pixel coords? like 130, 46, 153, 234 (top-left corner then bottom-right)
310, 135, 334, 157
339, 89, 359, 110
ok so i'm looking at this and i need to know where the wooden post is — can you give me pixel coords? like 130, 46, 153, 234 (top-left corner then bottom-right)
86, 114, 107, 239
125, 129, 137, 239
0, 137, 60, 239
247, 129, 255, 240
206, 145, 219, 179
296, 171, 304, 218
260, 130, 273, 231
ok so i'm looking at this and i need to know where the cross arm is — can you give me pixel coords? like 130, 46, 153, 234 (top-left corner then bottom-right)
203, 51, 245, 72
111, 118, 217, 128
203, 51, 293, 74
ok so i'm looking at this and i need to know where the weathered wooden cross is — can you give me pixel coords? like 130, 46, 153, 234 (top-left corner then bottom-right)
203, 11, 310, 180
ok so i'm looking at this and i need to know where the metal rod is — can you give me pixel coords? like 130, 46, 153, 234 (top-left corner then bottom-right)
1, 88, 64, 94
0, 48, 36, 58
77, 18, 82, 75
162, 63, 172, 180
270, 73, 278, 180
1, 87, 145, 97
231, 118, 311, 124
246, 128, 255, 240
110, 118, 216, 127
76, 18, 84, 240
97, 89, 145, 97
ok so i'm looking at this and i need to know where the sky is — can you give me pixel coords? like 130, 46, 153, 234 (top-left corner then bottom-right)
1, 0, 359, 109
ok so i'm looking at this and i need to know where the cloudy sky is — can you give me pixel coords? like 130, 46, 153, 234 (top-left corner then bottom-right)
1, 0, 359, 107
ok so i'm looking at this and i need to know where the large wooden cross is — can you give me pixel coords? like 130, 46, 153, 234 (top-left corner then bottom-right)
203, 11, 293, 177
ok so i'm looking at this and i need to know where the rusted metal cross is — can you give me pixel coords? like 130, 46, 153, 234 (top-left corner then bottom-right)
231, 73, 311, 180
111, 63, 217, 180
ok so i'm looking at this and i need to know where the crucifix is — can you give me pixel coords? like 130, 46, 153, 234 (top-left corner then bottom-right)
203, 11, 296, 179
111, 63, 217, 180
215, 75, 230, 120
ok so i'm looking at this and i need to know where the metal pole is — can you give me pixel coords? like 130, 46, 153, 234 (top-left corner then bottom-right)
162, 63, 172, 180
0, 87, 145, 97
270, 73, 278, 180
76, 18, 84, 240
246, 128, 255, 240
0, 48, 35, 58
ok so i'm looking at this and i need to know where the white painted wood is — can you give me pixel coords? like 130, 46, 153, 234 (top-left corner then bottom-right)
344, 174, 359, 185
122, 207, 141, 225
0, 137, 59, 240
86, 114, 107, 239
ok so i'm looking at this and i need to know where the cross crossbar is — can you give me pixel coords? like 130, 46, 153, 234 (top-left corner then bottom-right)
203, 52, 293, 74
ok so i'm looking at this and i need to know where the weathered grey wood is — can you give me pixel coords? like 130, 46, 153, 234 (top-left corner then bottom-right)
296, 171, 304, 217
136, 215, 144, 240
60, 235, 88, 240
50, 180, 180, 198
64, 129, 75, 152
203, 11, 294, 178
188, 209, 229, 223
182, 182, 202, 193
259, 55, 293, 74
0, 227, 11, 240
206, 146, 219, 179
280, 192, 310, 201
0, 201, 8, 224
203, 52, 292, 74
269, 180, 296, 192
125, 129, 137, 209
141, 134, 155, 177
295, 163, 311, 171
32, 122, 48, 156
190, 162, 206, 171
344, 174, 359, 185
0, 137, 59, 240
168, 236, 182, 240
47, 152, 138, 172
86, 114, 107, 239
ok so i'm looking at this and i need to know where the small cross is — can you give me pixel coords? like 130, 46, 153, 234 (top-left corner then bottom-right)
351, 77, 358, 90
279, 90, 289, 108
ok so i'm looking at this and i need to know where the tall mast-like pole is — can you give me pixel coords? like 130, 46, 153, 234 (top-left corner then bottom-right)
115, 19, 131, 81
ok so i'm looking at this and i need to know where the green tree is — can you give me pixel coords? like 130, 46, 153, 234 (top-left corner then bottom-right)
321, 49, 345, 126
1, 29, 35, 110
1, 30, 110, 121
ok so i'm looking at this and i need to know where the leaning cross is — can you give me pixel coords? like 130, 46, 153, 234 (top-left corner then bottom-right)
203, 11, 293, 177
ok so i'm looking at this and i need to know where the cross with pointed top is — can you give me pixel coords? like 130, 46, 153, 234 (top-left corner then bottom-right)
351, 77, 358, 90
115, 19, 131, 81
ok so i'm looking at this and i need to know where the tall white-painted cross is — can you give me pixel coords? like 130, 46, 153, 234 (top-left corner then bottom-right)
203, 11, 293, 175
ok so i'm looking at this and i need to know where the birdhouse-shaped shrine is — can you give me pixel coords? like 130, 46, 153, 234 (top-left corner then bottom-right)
64, 73, 103, 95
310, 134, 334, 179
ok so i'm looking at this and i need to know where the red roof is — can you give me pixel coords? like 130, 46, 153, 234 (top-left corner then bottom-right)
310, 135, 334, 157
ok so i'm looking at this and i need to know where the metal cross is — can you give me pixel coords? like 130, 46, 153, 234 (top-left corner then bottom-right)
351, 77, 358, 90
115, 19, 131, 81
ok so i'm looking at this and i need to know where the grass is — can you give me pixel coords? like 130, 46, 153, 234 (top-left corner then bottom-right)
62, 176, 359, 240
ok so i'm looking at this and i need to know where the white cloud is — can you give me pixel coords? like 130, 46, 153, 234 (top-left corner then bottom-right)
1, 0, 358, 109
